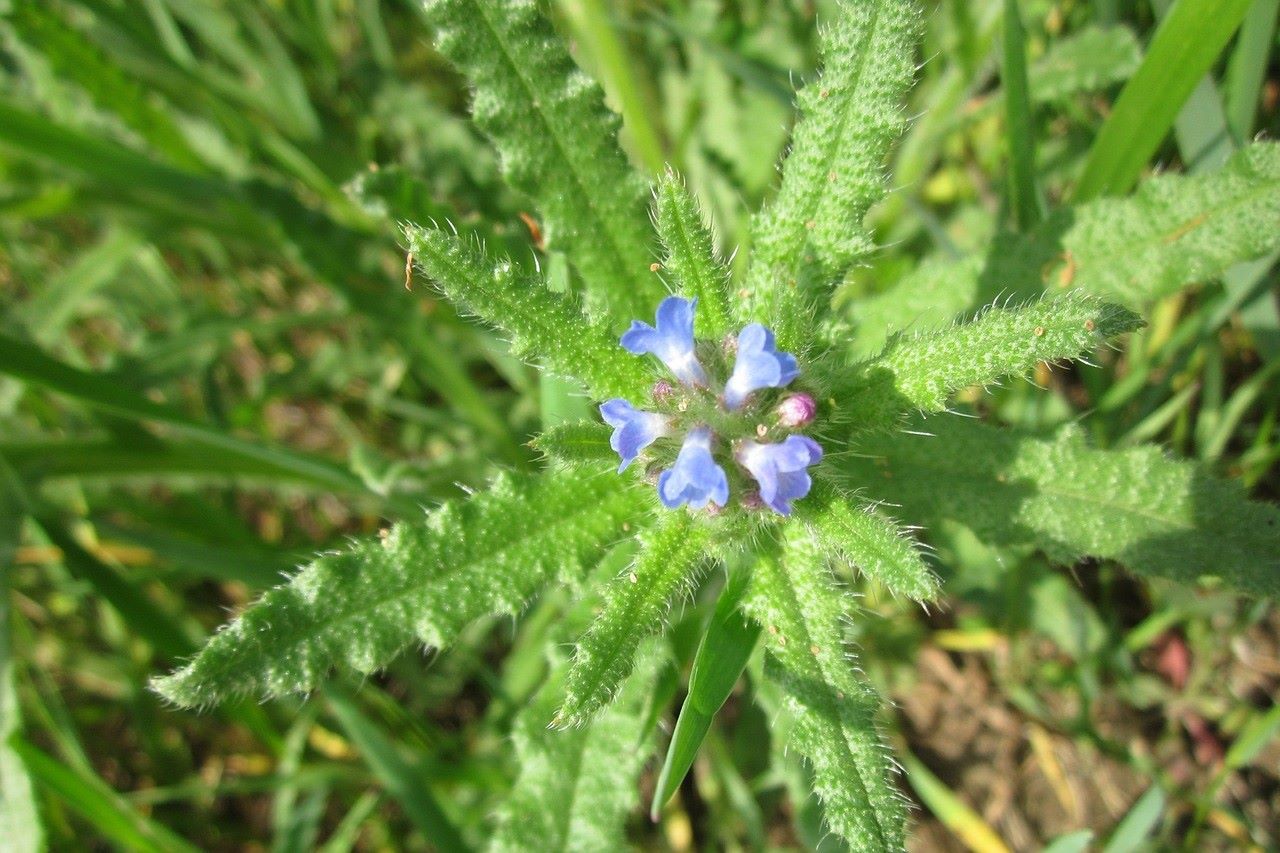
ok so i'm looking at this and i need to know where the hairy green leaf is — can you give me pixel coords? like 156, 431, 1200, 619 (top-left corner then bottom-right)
740, 0, 921, 350
852, 142, 1280, 352
802, 486, 939, 601
421, 0, 663, 321
842, 417, 1280, 596
1030, 26, 1141, 102
653, 172, 734, 338
559, 512, 711, 725
493, 650, 661, 852
840, 293, 1141, 432
405, 225, 652, 402
153, 470, 650, 706
743, 532, 905, 850
530, 421, 615, 467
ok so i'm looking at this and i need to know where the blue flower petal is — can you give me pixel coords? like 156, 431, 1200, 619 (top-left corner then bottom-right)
657, 427, 729, 509
738, 435, 823, 516
620, 296, 708, 386
600, 399, 669, 473
723, 323, 800, 409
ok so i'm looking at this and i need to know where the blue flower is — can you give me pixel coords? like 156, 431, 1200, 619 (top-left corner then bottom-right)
658, 427, 729, 510
599, 399, 669, 473
737, 435, 823, 516
723, 323, 799, 410
621, 296, 708, 387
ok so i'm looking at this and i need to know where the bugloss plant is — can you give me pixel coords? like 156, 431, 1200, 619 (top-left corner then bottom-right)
153, 0, 1280, 848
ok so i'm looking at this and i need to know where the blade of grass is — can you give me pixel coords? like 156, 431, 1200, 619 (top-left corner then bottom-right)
1225, 0, 1280, 141
323, 686, 470, 852
11, 738, 198, 853
1224, 703, 1280, 769
1001, 0, 1043, 230
318, 791, 382, 853
19, 228, 144, 347
560, 0, 666, 173
1074, 0, 1252, 200
33, 519, 199, 659
273, 704, 323, 853
651, 563, 761, 819
1101, 786, 1165, 853
0, 458, 42, 853
0, 100, 252, 231
0, 333, 400, 508
899, 747, 1011, 853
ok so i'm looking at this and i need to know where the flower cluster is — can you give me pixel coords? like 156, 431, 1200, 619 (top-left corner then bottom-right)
600, 296, 822, 516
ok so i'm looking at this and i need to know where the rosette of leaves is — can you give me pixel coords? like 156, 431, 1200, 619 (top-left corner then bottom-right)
155, 0, 1280, 848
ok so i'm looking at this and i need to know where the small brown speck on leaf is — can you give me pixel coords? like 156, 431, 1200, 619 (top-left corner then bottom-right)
649, 262, 661, 272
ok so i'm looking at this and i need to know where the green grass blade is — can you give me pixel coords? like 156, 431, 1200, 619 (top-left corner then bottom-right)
324, 687, 469, 852
1223, 703, 1280, 769
900, 748, 1011, 853
272, 705, 324, 853
651, 562, 760, 819
1001, 0, 1043, 230
0, 460, 41, 853
34, 520, 199, 659
12, 739, 198, 853
1042, 830, 1095, 853
0, 100, 247, 230
1101, 786, 1166, 853
317, 791, 381, 853
564, 0, 666, 173
6, 4, 206, 170
1225, 0, 1280, 141
1074, 0, 1252, 200
0, 333, 387, 505
18, 228, 144, 347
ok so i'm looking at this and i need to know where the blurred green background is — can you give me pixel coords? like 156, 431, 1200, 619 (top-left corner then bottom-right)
1, 0, 1277, 849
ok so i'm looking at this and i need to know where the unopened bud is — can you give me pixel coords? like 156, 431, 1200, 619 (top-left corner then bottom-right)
776, 393, 816, 428
652, 379, 675, 404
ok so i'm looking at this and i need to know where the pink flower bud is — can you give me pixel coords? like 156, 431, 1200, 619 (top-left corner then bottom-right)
776, 393, 816, 428
651, 379, 675, 404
